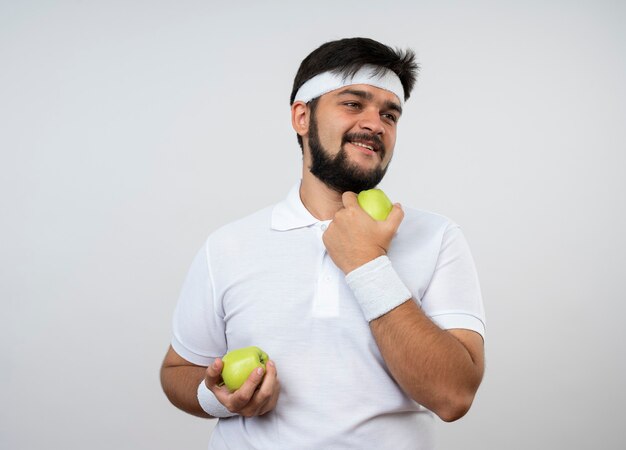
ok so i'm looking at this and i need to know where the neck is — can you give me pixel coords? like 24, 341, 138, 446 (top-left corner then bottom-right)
299, 165, 344, 221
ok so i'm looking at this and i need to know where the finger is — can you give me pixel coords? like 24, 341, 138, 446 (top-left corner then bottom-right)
341, 191, 359, 209
204, 358, 224, 389
257, 382, 280, 416
265, 359, 278, 380
239, 361, 277, 416
385, 203, 404, 232
256, 361, 280, 415
255, 360, 278, 400
229, 366, 265, 410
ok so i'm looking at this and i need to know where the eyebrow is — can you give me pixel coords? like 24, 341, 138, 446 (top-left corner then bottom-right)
337, 88, 403, 116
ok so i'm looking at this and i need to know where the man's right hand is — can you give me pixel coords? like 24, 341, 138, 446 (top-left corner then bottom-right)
204, 358, 280, 417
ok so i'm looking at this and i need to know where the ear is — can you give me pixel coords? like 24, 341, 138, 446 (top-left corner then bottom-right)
291, 101, 310, 139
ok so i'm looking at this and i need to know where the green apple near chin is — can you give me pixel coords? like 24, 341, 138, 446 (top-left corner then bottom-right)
221, 346, 269, 391
357, 188, 393, 221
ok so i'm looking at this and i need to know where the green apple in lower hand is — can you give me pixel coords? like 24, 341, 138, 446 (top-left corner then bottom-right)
221, 346, 269, 391
357, 188, 393, 221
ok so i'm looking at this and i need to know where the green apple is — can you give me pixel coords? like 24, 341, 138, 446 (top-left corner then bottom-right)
221, 346, 269, 391
357, 188, 393, 221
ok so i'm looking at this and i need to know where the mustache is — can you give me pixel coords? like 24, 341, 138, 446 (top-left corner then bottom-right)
342, 132, 386, 157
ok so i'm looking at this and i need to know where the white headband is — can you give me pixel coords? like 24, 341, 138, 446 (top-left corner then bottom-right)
293, 64, 405, 105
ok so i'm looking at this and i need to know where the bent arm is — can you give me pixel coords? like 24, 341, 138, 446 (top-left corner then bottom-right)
161, 345, 281, 419
370, 301, 484, 422
160, 345, 212, 418
322, 193, 485, 422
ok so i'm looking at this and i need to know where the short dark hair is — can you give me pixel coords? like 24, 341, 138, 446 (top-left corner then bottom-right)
290, 37, 418, 104
290, 37, 418, 148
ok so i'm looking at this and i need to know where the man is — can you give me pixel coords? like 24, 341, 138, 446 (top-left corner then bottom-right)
161, 37, 486, 449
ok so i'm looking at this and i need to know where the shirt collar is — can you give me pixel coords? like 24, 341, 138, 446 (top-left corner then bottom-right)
271, 181, 320, 231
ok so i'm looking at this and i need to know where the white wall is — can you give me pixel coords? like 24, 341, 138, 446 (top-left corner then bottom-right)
2, 1, 625, 448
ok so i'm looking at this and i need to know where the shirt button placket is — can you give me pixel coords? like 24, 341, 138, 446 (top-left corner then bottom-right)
311, 221, 339, 318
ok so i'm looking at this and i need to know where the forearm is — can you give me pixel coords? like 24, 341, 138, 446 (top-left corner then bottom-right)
160, 364, 211, 418
370, 300, 483, 422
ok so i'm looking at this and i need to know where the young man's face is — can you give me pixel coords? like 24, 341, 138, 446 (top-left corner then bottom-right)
305, 84, 402, 193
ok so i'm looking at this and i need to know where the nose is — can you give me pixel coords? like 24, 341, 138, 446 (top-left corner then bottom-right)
358, 108, 385, 135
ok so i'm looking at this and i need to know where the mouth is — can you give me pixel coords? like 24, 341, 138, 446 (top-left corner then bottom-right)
342, 132, 385, 159
350, 141, 375, 151
347, 139, 381, 156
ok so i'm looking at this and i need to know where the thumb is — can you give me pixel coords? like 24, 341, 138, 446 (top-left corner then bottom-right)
341, 191, 359, 209
204, 358, 224, 389
385, 203, 404, 232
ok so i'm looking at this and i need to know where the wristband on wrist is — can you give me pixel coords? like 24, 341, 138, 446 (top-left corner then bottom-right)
197, 379, 237, 418
345, 255, 413, 322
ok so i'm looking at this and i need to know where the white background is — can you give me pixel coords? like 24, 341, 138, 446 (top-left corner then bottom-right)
2, 1, 625, 449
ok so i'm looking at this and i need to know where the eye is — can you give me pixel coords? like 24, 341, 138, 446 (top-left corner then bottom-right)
343, 101, 361, 109
382, 113, 398, 123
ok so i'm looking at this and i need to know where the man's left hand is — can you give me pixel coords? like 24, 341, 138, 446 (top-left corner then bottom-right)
322, 191, 404, 274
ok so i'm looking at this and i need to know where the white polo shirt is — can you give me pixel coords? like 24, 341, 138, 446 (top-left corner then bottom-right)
171, 181, 486, 450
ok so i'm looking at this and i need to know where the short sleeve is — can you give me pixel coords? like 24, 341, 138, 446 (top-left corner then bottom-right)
171, 241, 227, 366
421, 225, 486, 340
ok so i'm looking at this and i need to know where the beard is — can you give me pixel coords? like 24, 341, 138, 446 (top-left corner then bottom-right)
307, 111, 390, 194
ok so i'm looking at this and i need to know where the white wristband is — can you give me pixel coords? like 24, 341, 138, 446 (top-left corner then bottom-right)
197, 380, 237, 418
346, 255, 413, 322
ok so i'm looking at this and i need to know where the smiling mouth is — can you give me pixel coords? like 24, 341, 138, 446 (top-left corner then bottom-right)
343, 133, 385, 158
350, 141, 376, 152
